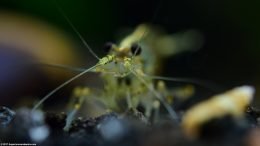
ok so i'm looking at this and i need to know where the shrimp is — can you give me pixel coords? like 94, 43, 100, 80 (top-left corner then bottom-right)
32, 2, 208, 125
182, 85, 255, 138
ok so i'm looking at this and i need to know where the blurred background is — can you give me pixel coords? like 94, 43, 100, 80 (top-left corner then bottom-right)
0, 0, 259, 108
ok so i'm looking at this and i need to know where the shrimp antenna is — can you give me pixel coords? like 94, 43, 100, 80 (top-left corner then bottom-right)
133, 0, 163, 56
36, 62, 120, 76
54, 1, 100, 60
32, 64, 99, 111
130, 69, 179, 122
139, 0, 162, 40
144, 74, 223, 93
37, 62, 87, 72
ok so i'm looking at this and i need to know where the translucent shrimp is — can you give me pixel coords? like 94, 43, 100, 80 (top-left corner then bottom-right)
32, 4, 210, 123
182, 85, 255, 138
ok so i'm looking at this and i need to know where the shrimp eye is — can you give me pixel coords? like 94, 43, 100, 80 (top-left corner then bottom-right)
103, 42, 114, 53
131, 43, 142, 56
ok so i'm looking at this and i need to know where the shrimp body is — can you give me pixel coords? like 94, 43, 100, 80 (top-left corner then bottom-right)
66, 24, 200, 118
33, 23, 200, 122
182, 86, 255, 138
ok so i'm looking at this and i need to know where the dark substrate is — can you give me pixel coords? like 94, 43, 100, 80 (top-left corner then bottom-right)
0, 106, 260, 146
